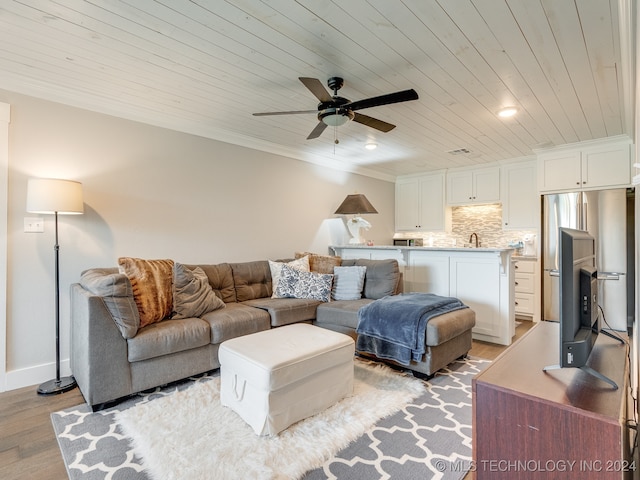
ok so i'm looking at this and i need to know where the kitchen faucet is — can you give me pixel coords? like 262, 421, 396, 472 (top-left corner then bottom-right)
469, 232, 479, 248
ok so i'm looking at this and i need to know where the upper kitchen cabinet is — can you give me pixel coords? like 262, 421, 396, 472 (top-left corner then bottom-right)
446, 166, 500, 206
501, 160, 538, 230
395, 172, 450, 232
537, 136, 632, 193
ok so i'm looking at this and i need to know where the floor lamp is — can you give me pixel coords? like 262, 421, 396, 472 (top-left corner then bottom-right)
27, 178, 84, 395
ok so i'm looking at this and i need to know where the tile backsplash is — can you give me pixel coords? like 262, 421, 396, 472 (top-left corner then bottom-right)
395, 203, 537, 250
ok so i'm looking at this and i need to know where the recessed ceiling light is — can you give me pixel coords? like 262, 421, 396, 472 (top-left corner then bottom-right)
365, 142, 377, 150
498, 107, 518, 118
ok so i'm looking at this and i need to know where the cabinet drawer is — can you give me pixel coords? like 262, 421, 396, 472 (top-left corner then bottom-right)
514, 272, 534, 293
514, 292, 534, 315
513, 260, 535, 273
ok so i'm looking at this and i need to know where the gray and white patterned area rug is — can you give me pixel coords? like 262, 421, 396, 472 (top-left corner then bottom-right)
52, 357, 489, 480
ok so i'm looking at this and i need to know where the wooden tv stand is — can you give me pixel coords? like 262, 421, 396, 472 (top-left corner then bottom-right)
473, 321, 633, 479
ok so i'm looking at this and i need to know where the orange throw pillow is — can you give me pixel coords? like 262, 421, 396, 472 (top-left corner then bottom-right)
118, 257, 174, 328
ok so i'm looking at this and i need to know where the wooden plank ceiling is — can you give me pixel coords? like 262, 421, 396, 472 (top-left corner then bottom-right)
0, 0, 632, 181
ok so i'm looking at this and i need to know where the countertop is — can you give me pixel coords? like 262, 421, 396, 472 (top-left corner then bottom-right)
511, 255, 538, 261
330, 244, 515, 253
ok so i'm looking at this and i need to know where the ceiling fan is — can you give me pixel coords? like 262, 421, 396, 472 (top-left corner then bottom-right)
253, 77, 419, 140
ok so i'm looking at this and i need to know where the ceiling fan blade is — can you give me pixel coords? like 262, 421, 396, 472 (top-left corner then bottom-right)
299, 77, 332, 102
347, 89, 419, 111
307, 122, 328, 139
353, 113, 396, 132
253, 110, 317, 116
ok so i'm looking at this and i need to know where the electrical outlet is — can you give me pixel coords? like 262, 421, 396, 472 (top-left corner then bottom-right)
24, 217, 44, 233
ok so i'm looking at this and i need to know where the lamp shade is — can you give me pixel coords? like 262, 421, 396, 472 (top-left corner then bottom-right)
26, 178, 84, 214
334, 194, 378, 215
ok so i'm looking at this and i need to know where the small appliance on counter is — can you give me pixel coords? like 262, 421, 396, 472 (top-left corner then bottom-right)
393, 238, 423, 247
522, 234, 536, 256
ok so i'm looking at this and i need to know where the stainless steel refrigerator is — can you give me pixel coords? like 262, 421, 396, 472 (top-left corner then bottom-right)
542, 188, 635, 331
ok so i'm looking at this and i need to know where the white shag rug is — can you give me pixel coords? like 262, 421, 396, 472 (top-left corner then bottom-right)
116, 360, 426, 480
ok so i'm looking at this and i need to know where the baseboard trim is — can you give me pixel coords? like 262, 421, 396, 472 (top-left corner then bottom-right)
4, 359, 72, 392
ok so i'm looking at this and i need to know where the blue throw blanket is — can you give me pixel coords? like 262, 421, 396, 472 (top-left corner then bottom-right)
356, 293, 468, 366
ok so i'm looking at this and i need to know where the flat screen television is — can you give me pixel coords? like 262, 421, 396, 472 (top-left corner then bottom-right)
543, 227, 618, 389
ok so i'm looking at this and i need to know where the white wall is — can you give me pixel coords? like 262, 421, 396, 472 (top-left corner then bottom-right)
0, 90, 395, 391
0, 104, 9, 392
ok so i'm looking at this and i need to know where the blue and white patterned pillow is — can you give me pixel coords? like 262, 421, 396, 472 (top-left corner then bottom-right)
275, 263, 333, 302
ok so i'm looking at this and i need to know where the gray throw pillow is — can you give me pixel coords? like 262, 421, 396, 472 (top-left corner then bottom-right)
332, 266, 367, 300
172, 263, 226, 319
80, 268, 140, 339
353, 259, 401, 299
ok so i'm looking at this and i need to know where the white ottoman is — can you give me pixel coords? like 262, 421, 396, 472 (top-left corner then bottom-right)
219, 323, 355, 436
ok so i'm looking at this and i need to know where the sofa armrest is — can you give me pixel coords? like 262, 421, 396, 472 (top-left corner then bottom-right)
71, 283, 133, 407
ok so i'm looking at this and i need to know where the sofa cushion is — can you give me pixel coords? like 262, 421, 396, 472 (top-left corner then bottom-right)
127, 318, 210, 362
295, 251, 341, 274
268, 256, 310, 298
192, 263, 236, 303
242, 297, 321, 327
315, 299, 374, 329
80, 268, 140, 339
332, 266, 367, 301
342, 259, 400, 299
200, 302, 271, 344
172, 263, 226, 319
425, 308, 476, 346
274, 264, 333, 302
229, 261, 273, 302
118, 257, 174, 328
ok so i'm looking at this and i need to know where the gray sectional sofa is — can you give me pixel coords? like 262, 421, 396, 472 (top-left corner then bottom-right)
71, 256, 475, 411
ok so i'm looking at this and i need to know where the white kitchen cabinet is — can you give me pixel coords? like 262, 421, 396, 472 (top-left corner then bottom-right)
537, 151, 581, 192
405, 250, 450, 297
513, 258, 539, 322
449, 253, 514, 345
582, 144, 631, 188
537, 137, 632, 193
395, 173, 450, 231
447, 167, 500, 205
501, 160, 539, 230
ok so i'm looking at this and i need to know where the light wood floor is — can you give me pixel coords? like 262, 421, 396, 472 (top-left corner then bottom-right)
0, 320, 535, 480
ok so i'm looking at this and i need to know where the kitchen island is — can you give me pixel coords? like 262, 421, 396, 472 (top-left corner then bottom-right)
330, 245, 515, 345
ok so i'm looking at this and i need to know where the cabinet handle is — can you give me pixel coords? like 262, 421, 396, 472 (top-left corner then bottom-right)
582, 181, 586, 184
515, 301, 519, 306
514, 265, 519, 269
576, 182, 580, 185
515, 281, 519, 285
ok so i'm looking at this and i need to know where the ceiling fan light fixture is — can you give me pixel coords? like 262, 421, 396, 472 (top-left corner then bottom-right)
498, 106, 518, 118
320, 108, 353, 127
322, 114, 349, 127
